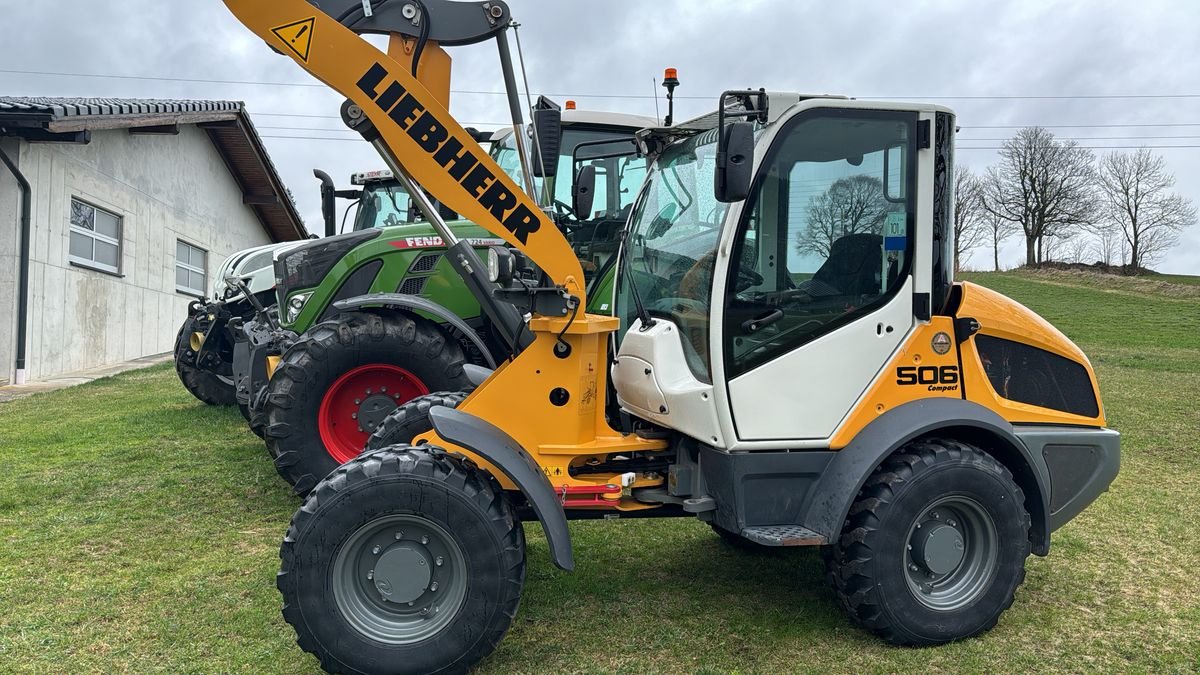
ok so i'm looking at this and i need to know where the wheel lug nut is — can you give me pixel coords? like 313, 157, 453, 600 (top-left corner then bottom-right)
367, 570, 374, 580
430, 581, 438, 592
420, 607, 429, 616
909, 564, 919, 572
395, 531, 404, 540
352, 413, 359, 420
421, 536, 429, 545
949, 520, 957, 527
372, 545, 381, 555
354, 398, 362, 405
407, 601, 414, 606
366, 388, 372, 394
906, 544, 912, 551
394, 394, 400, 399
381, 387, 388, 393
435, 556, 443, 566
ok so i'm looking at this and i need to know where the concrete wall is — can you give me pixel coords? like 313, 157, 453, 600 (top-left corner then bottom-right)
0, 137, 21, 385
5, 125, 274, 382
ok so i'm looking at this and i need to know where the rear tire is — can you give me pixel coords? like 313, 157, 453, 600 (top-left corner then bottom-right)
173, 322, 236, 406
365, 391, 470, 452
278, 445, 525, 675
825, 438, 1030, 646
264, 311, 471, 496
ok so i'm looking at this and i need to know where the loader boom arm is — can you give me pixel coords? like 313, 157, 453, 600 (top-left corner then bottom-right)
223, 0, 587, 303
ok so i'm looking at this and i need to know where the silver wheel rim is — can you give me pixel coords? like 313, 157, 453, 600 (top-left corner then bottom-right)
903, 495, 999, 611
331, 514, 468, 644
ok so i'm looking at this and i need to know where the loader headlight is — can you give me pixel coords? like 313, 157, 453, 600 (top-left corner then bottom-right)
487, 246, 515, 284
285, 292, 313, 323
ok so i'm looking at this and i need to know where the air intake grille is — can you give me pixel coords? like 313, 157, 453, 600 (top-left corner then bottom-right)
409, 253, 442, 274
398, 276, 427, 296
975, 335, 1099, 418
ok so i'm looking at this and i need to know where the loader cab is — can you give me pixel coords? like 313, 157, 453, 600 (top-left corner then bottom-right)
617, 97, 954, 447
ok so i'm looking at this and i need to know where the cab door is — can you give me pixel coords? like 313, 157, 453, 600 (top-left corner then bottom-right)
718, 108, 923, 441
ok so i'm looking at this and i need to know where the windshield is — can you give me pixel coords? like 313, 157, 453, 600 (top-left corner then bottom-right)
492, 126, 647, 278
617, 129, 727, 382
490, 127, 646, 218
352, 181, 417, 231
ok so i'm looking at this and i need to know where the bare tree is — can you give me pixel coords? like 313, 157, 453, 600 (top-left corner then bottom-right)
982, 214, 1017, 271
980, 127, 1096, 266
799, 174, 891, 257
953, 165, 988, 272
1095, 148, 1197, 270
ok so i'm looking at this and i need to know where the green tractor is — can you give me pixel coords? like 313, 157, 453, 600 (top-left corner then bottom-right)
241, 109, 653, 494
175, 166, 425, 411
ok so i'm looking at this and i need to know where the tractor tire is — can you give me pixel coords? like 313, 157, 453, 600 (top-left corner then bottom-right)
365, 391, 470, 452
239, 403, 266, 440
709, 523, 764, 550
825, 438, 1031, 646
264, 311, 471, 496
278, 445, 525, 675
173, 322, 237, 406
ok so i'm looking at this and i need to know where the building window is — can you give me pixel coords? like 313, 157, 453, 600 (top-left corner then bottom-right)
176, 240, 208, 296
69, 199, 122, 274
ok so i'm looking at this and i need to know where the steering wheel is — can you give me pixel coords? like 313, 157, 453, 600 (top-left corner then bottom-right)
644, 202, 678, 240
735, 267, 764, 293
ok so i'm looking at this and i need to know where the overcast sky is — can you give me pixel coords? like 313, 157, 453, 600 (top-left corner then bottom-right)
1, 0, 1197, 273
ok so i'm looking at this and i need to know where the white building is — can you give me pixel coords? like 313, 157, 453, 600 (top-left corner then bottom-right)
0, 98, 307, 385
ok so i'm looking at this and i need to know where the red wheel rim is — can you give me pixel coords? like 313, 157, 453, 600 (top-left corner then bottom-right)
318, 364, 429, 464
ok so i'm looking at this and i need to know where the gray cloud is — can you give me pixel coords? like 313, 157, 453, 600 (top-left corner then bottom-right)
1, 0, 1196, 272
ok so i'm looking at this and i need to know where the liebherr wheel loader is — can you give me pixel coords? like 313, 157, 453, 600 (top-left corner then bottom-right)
223, 1, 1120, 672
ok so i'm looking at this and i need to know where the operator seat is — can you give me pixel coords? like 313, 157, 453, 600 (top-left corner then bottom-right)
810, 233, 884, 297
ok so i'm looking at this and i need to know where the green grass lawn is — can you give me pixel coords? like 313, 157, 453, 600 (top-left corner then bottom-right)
1, 271, 1198, 673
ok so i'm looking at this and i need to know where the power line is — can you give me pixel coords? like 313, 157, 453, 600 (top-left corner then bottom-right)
961, 123, 1200, 129
957, 135, 1200, 141
255, 133, 1200, 150
959, 145, 1200, 150
5, 67, 1200, 101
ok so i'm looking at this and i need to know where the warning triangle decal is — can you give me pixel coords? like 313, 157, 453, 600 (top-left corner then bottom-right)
271, 17, 315, 63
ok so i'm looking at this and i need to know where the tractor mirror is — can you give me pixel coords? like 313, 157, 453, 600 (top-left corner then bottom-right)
314, 169, 337, 237
573, 164, 597, 218
715, 121, 754, 203
530, 96, 562, 178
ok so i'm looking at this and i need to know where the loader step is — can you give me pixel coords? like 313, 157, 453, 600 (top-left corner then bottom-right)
740, 525, 826, 547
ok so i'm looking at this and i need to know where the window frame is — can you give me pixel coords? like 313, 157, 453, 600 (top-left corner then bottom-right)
175, 239, 209, 297
68, 198, 123, 276
721, 107, 920, 379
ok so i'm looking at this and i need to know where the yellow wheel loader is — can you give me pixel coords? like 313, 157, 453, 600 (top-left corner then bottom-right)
222, 1, 1119, 672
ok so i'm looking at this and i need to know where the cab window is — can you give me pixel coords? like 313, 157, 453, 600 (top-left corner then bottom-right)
723, 110, 917, 377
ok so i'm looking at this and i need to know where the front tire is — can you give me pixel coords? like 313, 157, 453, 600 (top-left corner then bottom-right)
825, 439, 1030, 645
264, 311, 471, 495
365, 391, 470, 452
279, 446, 525, 675
174, 321, 237, 406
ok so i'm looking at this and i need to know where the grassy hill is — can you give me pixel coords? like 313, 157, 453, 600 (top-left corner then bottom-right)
0, 271, 1197, 672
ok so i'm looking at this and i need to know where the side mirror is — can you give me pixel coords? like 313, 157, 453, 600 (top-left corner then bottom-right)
530, 96, 562, 178
714, 121, 754, 203
573, 164, 597, 218
314, 169, 337, 237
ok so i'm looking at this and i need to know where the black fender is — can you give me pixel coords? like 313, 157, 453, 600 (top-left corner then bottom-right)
800, 398, 1053, 556
332, 293, 498, 369
429, 406, 573, 571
